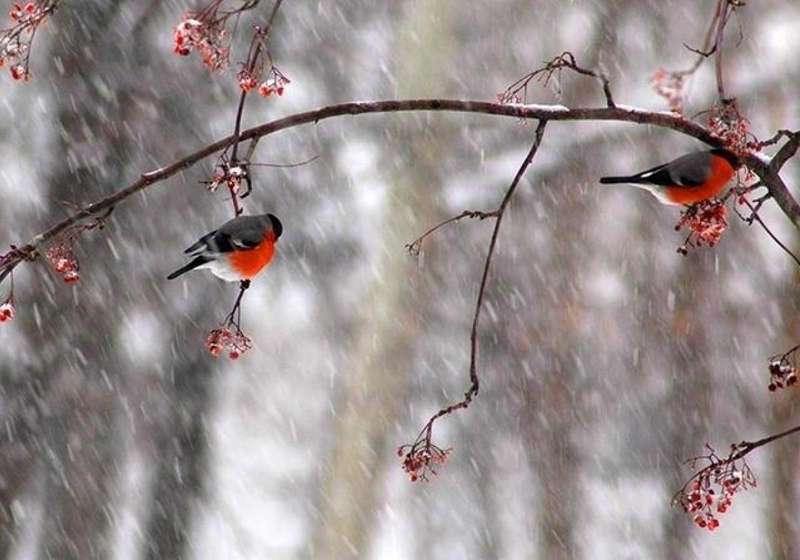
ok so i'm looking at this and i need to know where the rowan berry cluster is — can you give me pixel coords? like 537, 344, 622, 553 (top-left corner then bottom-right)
767, 352, 799, 392
237, 65, 289, 97
45, 243, 79, 283
205, 326, 252, 359
0, 300, 15, 323
675, 446, 755, 531
207, 164, 245, 194
397, 437, 451, 482
675, 199, 728, 254
650, 68, 686, 114
1, 1, 56, 82
173, 15, 229, 71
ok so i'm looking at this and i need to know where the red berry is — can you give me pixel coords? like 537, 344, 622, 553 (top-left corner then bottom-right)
258, 83, 272, 97
0, 303, 16, 323
10, 65, 26, 81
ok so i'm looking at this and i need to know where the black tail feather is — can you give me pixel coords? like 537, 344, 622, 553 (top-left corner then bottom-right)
167, 256, 210, 280
600, 175, 643, 185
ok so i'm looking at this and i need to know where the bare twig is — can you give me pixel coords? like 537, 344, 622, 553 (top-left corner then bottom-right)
680, 3, 722, 76
405, 209, 499, 256
248, 154, 321, 168
498, 52, 615, 108
739, 198, 800, 268
714, 0, 731, 100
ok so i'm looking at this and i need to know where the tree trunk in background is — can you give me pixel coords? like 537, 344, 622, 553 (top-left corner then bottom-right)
20, 4, 131, 557
768, 163, 800, 559
769, 395, 800, 560
659, 256, 714, 558
142, 353, 214, 559
310, 4, 454, 558
0, 3, 219, 557
519, 5, 625, 555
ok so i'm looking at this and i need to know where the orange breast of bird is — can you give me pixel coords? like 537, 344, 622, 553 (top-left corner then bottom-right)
229, 232, 276, 279
664, 155, 736, 205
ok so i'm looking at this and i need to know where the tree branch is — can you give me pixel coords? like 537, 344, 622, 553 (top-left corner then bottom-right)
3, 98, 800, 282
398, 120, 548, 481
714, 0, 731, 100
770, 130, 800, 172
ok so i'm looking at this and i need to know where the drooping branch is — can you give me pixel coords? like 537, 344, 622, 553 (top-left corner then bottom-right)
2, 98, 799, 284
399, 120, 548, 482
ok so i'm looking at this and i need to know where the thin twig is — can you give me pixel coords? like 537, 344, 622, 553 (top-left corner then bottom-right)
676, 2, 721, 77
248, 154, 321, 168
740, 198, 800, 268
405, 209, 499, 256
469, 121, 547, 392
736, 424, 800, 457
714, 0, 731, 100
499, 52, 615, 108
409, 120, 548, 449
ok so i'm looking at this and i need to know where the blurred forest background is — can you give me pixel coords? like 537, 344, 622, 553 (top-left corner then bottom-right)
1, 0, 799, 558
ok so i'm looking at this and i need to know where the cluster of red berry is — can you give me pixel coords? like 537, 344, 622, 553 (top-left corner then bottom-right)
677, 464, 750, 531
676, 200, 728, 254
650, 68, 686, 114
0, 300, 15, 323
45, 243, 80, 283
1, 2, 49, 82
207, 164, 244, 194
237, 65, 290, 97
767, 358, 798, 391
173, 16, 229, 71
8, 1, 38, 21
397, 440, 451, 482
205, 326, 252, 360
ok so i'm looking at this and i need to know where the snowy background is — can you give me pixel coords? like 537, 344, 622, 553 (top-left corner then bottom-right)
2, 1, 800, 559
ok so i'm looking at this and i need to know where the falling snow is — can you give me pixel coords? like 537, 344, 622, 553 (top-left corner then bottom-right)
1, 1, 800, 559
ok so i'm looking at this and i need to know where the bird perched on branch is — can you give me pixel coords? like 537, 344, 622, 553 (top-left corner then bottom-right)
600, 148, 741, 205
167, 213, 283, 282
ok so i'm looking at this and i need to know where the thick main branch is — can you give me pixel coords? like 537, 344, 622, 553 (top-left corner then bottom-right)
3, 98, 799, 281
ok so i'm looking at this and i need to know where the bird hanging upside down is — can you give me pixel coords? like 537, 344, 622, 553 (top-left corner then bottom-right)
600, 148, 741, 205
167, 213, 283, 282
